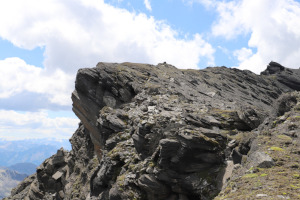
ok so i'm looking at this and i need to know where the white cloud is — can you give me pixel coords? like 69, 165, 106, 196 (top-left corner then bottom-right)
0, 0, 216, 112
0, 57, 73, 106
211, 0, 300, 73
0, 0, 215, 141
0, 58, 76, 141
234, 48, 253, 62
144, 0, 152, 11
217, 46, 230, 55
0, 110, 79, 140
0, 0, 214, 73
183, 0, 215, 8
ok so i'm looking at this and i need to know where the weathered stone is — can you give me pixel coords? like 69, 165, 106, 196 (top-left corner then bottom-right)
91, 158, 122, 196
138, 174, 170, 200
52, 171, 63, 181
158, 139, 181, 168
261, 61, 285, 75
52, 148, 66, 166
256, 194, 268, 197
248, 151, 274, 168
261, 61, 300, 90
231, 148, 243, 164
108, 186, 122, 200
6, 61, 300, 200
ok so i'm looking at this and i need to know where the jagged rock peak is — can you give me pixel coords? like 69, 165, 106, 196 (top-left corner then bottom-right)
5, 61, 300, 200
261, 61, 285, 75
261, 61, 300, 91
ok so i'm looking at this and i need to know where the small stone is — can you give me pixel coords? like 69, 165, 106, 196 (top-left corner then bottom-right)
248, 151, 274, 168
52, 171, 63, 181
207, 91, 216, 97
233, 164, 241, 170
256, 194, 268, 197
146, 167, 153, 174
148, 106, 156, 112
126, 173, 136, 179
56, 148, 64, 157
277, 195, 290, 199
228, 139, 237, 148
153, 168, 159, 174
59, 190, 65, 199
231, 148, 242, 164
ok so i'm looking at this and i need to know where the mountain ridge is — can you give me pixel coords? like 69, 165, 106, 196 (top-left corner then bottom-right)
8, 163, 37, 175
0, 139, 71, 166
4, 61, 300, 200
0, 168, 28, 199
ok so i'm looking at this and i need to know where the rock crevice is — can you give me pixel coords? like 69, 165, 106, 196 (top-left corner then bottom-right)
5, 61, 300, 200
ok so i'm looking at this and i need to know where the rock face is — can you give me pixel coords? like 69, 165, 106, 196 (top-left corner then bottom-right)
5, 61, 300, 200
215, 91, 300, 199
261, 61, 300, 90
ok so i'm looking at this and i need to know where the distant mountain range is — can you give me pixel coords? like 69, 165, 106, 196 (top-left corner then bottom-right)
0, 139, 71, 198
0, 167, 28, 199
0, 139, 71, 166
8, 163, 37, 175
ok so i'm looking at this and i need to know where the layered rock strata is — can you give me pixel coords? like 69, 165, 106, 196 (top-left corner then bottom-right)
5, 61, 300, 200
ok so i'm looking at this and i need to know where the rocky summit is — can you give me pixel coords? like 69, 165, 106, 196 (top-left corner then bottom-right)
5, 61, 300, 200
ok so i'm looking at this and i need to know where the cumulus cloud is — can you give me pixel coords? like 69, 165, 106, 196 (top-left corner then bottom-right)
144, 0, 152, 11
0, 57, 73, 107
0, 57, 75, 141
0, 0, 215, 112
0, 110, 79, 140
0, 0, 216, 140
234, 48, 253, 63
187, 0, 300, 73
0, 0, 214, 73
211, 0, 300, 73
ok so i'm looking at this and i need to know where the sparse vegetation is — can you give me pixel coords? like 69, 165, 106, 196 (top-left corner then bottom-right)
270, 146, 284, 151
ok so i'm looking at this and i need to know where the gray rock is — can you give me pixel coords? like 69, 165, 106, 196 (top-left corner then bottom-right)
256, 194, 268, 197
231, 148, 243, 164
6, 61, 300, 200
261, 61, 300, 91
138, 174, 170, 200
248, 151, 274, 168
158, 139, 181, 167
108, 186, 122, 200
52, 148, 66, 166
52, 171, 63, 181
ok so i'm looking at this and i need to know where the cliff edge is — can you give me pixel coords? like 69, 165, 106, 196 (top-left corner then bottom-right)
5, 61, 300, 200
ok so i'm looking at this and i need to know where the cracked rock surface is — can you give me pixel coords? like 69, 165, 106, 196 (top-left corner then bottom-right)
5, 61, 300, 200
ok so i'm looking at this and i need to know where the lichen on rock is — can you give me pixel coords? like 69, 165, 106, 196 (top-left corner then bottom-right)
5, 61, 300, 200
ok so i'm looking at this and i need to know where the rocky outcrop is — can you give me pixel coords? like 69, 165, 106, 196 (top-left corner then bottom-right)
4, 124, 97, 200
5, 61, 300, 200
215, 91, 300, 199
261, 61, 300, 90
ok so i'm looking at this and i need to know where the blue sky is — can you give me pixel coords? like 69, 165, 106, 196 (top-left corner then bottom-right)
0, 39, 44, 68
106, 0, 253, 67
0, 0, 300, 141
